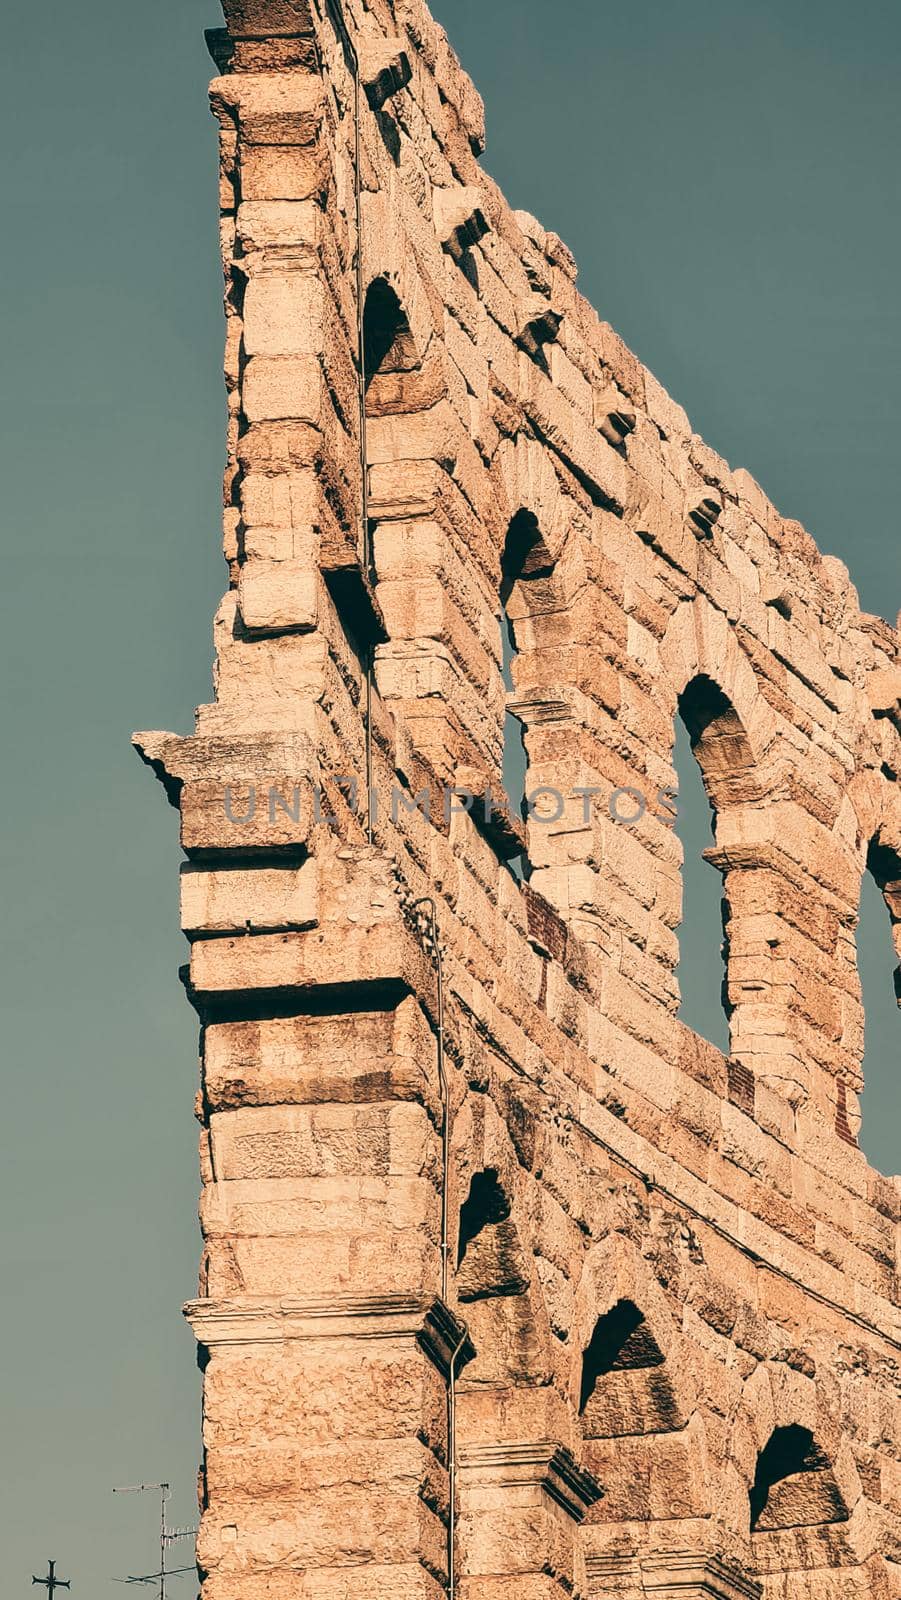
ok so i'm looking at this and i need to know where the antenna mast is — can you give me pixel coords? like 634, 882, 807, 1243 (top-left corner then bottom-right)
112, 1481, 196, 1598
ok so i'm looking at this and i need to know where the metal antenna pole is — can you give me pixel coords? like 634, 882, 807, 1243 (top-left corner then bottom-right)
113, 1481, 195, 1597
159, 1484, 167, 1600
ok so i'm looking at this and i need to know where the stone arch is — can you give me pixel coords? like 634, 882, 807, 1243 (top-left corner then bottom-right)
673, 670, 763, 1051
450, 1098, 555, 1395
678, 673, 761, 814
852, 832, 901, 1157
363, 278, 417, 409
829, 779, 901, 1151
846, 772, 901, 870
456, 1166, 530, 1301
497, 507, 572, 868
571, 1236, 695, 1440
493, 433, 575, 569
497, 496, 584, 661
659, 600, 829, 1102
865, 833, 901, 984
314, 266, 450, 795
659, 598, 781, 778
360, 266, 506, 784
849, 784, 901, 994
492, 434, 627, 917
729, 1362, 867, 1583
362, 275, 443, 419
501, 507, 557, 595
578, 1297, 672, 1436
749, 1424, 848, 1533
571, 1238, 715, 1536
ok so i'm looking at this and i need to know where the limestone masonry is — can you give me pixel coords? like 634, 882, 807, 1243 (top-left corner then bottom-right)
135, 1, 901, 1595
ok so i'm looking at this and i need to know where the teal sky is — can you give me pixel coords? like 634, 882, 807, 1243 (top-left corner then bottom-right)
1, 0, 898, 1590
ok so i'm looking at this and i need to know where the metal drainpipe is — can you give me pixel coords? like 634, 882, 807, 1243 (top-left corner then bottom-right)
324, 0, 376, 842
412, 898, 450, 1298
446, 1326, 467, 1600
412, 897, 461, 1599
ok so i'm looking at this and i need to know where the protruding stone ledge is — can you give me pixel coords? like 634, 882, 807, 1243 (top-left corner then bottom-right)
134, 729, 320, 854
588, 1551, 760, 1600
688, 497, 723, 539
209, 73, 325, 148
132, 729, 317, 806
206, 29, 319, 72
517, 292, 564, 359
597, 402, 637, 449
237, 560, 319, 636
361, 37, 413, 111
867, 665, 901, 716
417, 1298, 475, 1379
184, 1292, 471, 1370
186, 920, 430, 1011
458, 1441, 602, 1524
434, 185, 490, 262
180, 857, 319, 936
219, 0, 316, 38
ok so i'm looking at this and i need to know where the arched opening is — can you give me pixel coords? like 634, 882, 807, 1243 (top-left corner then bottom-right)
673, 675, 761, 1053
456, 1169, 529, 1301
362, 277, 423, 415
750, 1426, 848, 1533
673, 682, 728, 1052
454, 1168, 542, 1388
325, 278, 425, 666
678, 674, 757, 807
580, 1300, 663, 1411
577, 1296, 692, 1531
363, 276, 462, 790
578, 1300, 679, 1439
499, 511, 556, 879
858, 840, 901, 1174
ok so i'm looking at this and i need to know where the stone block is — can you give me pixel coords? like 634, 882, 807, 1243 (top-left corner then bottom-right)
238, 560, 319, 633
181, 858, 319, 934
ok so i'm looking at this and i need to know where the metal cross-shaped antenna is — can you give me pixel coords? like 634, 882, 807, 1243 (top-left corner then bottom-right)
33, 1561, 71, 1598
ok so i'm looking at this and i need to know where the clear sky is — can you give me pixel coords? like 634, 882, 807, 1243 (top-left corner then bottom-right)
1, 0, 898, 1591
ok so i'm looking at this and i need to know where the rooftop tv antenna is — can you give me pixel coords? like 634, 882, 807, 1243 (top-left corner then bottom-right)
112, 1482, 196, 1599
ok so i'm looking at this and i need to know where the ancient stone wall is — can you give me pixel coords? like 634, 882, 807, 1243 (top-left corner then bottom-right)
136, 0, 901, 1595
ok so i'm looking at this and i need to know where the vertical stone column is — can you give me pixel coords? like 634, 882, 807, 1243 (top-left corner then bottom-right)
708, 793, 865, 1131
187, 1296, 467, 1600
179, 845, 471, 1598
458, 1442, 601, 1600
203, 8, 379, 780
709, 847, 814, 1109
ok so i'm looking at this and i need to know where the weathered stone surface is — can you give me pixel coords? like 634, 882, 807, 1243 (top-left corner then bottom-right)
136, 2, 901, 1598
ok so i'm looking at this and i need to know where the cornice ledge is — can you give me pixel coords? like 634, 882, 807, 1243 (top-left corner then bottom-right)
588, 1551, 759, 1600
184, 1292, 471, 1358
459, 1441, 602, 1523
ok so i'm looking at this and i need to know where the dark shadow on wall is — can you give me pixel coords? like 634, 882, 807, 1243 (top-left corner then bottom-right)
750, 1425, 848, 1533
500, 604, 526, 869
499, 509, 550, 883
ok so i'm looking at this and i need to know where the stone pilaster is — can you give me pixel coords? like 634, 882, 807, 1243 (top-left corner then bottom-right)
187, 1294, 470, 1600
458, 1441, 602, 1600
